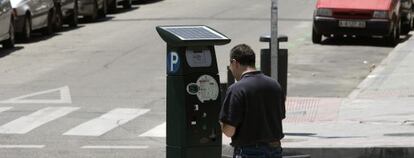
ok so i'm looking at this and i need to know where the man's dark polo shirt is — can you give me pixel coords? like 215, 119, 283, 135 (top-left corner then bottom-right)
220, 71, 286, 146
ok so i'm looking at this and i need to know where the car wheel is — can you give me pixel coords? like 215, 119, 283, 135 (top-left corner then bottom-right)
401, 23, 410, 35
68, 0, 79, 27
123, 0, 132, 9
401, 13, 411, 35
385, 21, 400, 46
54, 5, 63, 31
98, 0, 107, 18
85, 0, 98, 21
312, 26, 322, 44
3, 19, 15, 49
18, 15, 31, 42
108, 0, 116, 13
42, 11, 54, 35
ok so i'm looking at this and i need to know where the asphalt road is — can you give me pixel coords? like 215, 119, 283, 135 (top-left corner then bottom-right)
0, 0, 395, 157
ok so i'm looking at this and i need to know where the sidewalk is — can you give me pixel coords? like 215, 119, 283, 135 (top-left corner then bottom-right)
222, 36, 414, 158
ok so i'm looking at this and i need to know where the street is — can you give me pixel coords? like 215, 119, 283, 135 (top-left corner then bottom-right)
0, 0, 398, 157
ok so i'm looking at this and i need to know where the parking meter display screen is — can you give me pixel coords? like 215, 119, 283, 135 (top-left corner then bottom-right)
163, 26, 228, 40
185, 48, 212, 67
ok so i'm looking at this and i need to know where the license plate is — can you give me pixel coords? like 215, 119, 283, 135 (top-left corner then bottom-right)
339, 20, 366, 28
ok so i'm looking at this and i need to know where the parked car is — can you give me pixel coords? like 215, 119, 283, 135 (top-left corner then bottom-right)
107, 0, 132, 13
0, 0, 14, 48
11, 0, 56, 41
313, 0, 401, 45
53, 0, 78, 30
400, 0, 414, 34
78, 0, 107, 21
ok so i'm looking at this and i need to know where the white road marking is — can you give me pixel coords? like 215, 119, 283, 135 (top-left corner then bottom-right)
0, 107, 80, 134
63, 108, 150, 136
0, 107, 12, 114
139, 122, 232, 145
81, 145, 149, 149
0, 145, 45, 149
0, 86, 72, 104
139, 122, 165, 137
367, 75, 377, 78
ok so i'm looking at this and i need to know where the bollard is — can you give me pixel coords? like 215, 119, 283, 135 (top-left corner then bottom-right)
260, 34, 288, 95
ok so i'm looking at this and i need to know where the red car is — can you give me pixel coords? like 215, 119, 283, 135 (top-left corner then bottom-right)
312, 0, 401, 45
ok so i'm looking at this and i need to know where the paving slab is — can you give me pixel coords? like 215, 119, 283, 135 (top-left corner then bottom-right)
222, 36, 414, 158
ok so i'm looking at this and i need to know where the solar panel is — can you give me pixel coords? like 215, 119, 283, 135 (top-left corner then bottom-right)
162, 26, 228, 40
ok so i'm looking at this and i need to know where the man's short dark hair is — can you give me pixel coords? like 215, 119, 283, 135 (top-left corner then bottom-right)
230, 44, 256, 67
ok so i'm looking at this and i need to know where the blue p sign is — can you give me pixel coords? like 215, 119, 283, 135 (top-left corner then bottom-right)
167, 52, 180, 74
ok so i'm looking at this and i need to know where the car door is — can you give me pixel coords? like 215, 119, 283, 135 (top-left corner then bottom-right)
0, 0, 10, 38
29, 0, 44, 30
31, 0, 51, 30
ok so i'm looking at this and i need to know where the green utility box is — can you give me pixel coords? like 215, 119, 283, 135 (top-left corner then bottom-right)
156, 25, 231, 158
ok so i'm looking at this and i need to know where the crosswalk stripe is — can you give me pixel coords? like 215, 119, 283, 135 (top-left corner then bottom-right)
81, 145, 149, 149
139, 122, 165, 137
63, 108, 150, 136
0, 145, 45, 149
0, 107, 13, 114
139, 122, 231, 145
0, 107, 80, 134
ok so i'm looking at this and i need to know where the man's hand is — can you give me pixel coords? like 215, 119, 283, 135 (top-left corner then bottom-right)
220, 121, 236, 137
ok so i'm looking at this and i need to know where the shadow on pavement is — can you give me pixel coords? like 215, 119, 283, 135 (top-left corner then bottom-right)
0, 46, 24, 58
15, 25, 85, 44
285, 133, 317, 136
108, 6, 139, 14
133, 0, 164, 5
320, 34, 412, 48
79, 16, 115, 24
57, 25, 86, 33
16, 32, 60, 44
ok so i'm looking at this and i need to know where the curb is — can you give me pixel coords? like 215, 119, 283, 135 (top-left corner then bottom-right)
347, 37, 413, 100
223, 145, 414, 158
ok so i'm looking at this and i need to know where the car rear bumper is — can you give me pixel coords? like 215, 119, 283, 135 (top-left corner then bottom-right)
313, 16, 393, 36
77, 0, 95, 16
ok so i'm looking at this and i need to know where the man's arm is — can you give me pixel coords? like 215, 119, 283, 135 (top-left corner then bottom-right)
220, 121, 236, 137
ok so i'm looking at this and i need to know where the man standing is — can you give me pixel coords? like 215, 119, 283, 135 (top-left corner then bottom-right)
220, 44, 286, 158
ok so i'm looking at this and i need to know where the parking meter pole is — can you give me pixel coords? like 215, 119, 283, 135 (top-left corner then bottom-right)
156, 25, 231, 158
271, 0, 279, 80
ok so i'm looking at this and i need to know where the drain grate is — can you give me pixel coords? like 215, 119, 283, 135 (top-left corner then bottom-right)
359, 89, 414, 98
284, 97, 342, 123
384, 133, 414, 137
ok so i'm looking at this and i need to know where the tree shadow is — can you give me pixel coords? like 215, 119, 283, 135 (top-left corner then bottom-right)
0, 46, 24, 58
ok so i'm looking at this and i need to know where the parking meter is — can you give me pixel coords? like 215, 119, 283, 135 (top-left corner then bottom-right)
156, 25, 231, 158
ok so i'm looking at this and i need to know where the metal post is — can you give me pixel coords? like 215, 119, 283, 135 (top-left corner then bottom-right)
271, 0, 279, 80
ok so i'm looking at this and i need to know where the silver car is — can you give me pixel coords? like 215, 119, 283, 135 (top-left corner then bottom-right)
0, 0, 14, 48
78, 0, 107, 21
11, 0, 56, 41
54, 0, 78, 30
107, 0, 131, 12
